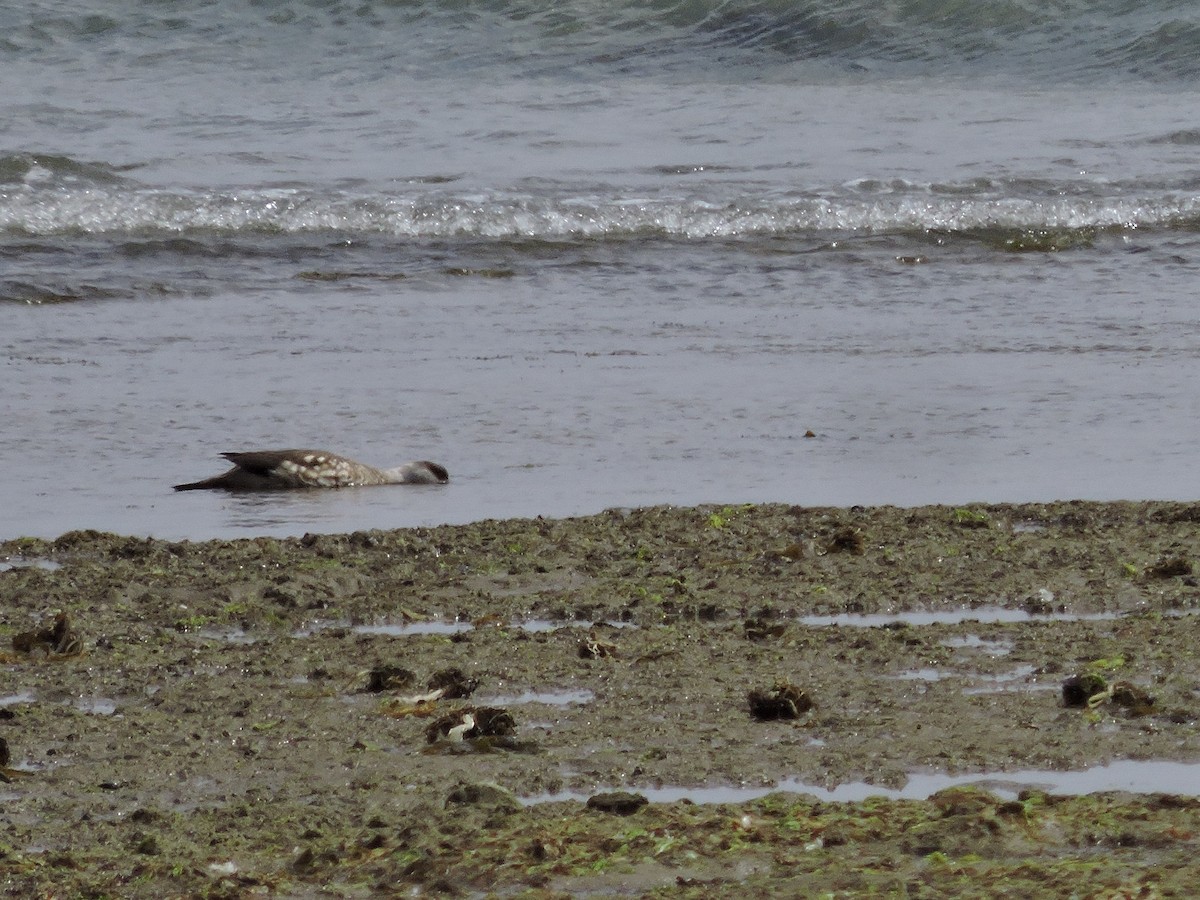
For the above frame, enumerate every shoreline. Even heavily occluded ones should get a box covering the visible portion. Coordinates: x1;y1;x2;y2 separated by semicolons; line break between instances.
3;499;1199;896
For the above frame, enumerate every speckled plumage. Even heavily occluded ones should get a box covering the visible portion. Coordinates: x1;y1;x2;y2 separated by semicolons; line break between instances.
173;450;449;491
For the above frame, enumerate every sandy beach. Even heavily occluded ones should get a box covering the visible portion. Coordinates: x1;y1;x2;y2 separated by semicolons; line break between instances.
2;500;1199;897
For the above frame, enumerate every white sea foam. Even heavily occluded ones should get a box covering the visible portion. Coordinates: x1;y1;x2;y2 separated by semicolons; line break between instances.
2;185;1196;239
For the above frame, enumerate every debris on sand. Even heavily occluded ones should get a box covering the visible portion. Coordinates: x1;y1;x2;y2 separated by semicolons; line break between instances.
748;680;814;721
9;612;82;659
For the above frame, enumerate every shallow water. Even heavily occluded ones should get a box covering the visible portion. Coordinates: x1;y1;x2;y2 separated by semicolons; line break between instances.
8;223;1200;541
4;4;1200;540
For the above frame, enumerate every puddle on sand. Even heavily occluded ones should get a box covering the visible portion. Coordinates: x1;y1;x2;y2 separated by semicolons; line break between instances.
0;557;61;572
74;697;118;715
962;665;1051;695
796;607;1122;628
942;635;1013;655
1011;521;1047;534
887;665;1050;693
195;627;258;645
525;759;1200;806
354;621;474;637
515;620;605;633
350;619;628;637
291;618;637;640
479;688;595;707
1;692;119;715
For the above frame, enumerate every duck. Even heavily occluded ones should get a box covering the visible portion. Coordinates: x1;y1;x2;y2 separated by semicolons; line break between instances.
173;450;448;491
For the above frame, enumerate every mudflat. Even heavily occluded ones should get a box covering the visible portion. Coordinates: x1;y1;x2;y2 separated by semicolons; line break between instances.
2;500;1199;897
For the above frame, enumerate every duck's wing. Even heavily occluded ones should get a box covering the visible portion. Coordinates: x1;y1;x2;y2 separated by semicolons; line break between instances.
174;449;336;491
228;449;387;487
219;450;321;476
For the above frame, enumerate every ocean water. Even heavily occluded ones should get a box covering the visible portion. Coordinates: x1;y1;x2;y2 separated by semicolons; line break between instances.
3;0;1200;540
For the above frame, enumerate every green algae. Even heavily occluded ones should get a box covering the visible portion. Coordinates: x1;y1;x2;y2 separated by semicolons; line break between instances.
1;500;1200;896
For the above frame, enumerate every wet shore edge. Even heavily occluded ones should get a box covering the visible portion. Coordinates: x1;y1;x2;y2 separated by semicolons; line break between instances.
2;499;1199;897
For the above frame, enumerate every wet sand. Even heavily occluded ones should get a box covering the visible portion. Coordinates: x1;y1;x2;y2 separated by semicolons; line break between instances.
2;500;1199;897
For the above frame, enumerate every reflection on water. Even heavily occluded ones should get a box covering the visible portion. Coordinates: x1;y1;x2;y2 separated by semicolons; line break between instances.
217;485;455;532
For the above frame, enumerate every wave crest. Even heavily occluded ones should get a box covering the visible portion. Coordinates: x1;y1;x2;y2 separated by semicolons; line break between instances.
3;183;1198;241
